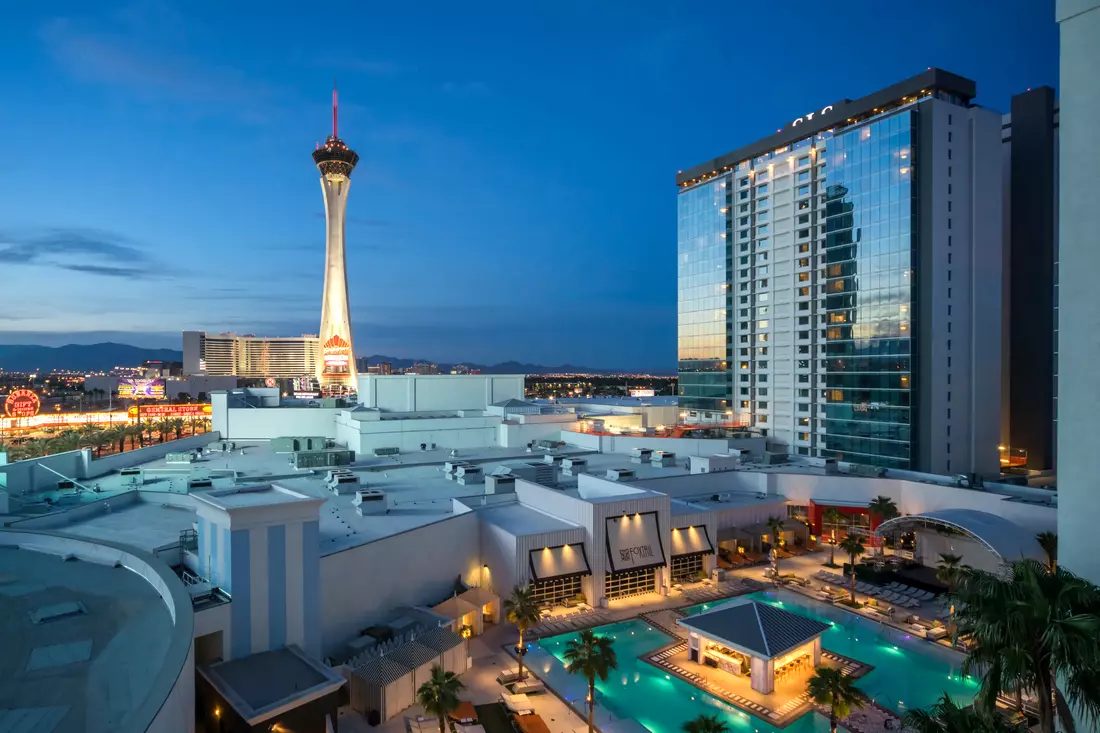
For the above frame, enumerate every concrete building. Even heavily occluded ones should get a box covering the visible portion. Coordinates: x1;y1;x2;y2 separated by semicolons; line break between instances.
1056;0;1100;587
677;69;1005;476
1002;87;1059;472
183;331;320;379
0;529;195;733
313;86;359;395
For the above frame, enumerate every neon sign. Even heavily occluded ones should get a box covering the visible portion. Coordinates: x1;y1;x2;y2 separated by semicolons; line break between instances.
322;334;351;375
4;389;41;418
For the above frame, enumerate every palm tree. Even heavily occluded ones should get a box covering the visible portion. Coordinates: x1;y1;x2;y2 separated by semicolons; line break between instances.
416;665;464;733
937;553;966;636
1036;531;1057;573
766;515;786;580
955;559;1100;733
822;508;845;566
171;418;185;441
868;495;899;555
681;714;729;733
503;586;541;681
838;535;865;603
903;692;1023;732
807;666;865;733
564;629;618;733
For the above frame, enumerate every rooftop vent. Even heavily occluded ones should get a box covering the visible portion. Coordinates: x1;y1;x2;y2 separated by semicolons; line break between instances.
30;601;88;625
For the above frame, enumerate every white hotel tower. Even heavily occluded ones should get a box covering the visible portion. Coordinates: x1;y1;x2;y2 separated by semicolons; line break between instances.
313;86;359;394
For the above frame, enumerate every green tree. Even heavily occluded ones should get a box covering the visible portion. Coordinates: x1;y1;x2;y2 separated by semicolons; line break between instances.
503;586;541;681
868;495;899;555
902;692;1023;732
955;559;1100;733
564;629;618;733
1036;531;1058;573
822;508;845;566
937;553;966;636
807;667;865;733
416;665;464;733
838;535;866;603
766;515;786;580
681;714;729;733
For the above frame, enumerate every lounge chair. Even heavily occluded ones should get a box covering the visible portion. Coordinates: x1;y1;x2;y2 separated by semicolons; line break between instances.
917;590;935;601
501;693;534;715
512;679;545;695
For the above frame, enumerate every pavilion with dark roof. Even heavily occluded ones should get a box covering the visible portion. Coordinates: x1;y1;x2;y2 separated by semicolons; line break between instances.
677;599;830;694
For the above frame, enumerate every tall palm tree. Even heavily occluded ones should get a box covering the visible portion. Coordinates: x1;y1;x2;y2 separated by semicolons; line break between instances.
564;629;618;733
766;515;786;579
955;559;1100;733
681;714;729;733
503;586;541;681
807;666;865;733
1036;531;1057;573
937;553;966;636
838;535;865;603
902;692;1023;732
822;508;845;566
868;495;899;555
416;665;464;733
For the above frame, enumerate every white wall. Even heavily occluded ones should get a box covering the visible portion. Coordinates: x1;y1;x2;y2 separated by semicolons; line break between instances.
0;449;90;494
336;413;502;453
217;407;340;441
916;530;1003;575
319;512;482;657
559;431;766;458
358;374;524;412
86;432;221;478
1056;0;1100;585
499;419;574;449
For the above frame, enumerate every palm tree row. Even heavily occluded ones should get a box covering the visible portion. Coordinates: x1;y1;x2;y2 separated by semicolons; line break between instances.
0;417;211;462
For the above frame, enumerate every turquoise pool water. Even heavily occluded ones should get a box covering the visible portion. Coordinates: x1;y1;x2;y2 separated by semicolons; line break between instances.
524;590;978;733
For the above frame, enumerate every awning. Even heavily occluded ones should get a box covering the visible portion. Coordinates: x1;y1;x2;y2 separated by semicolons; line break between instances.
529;543;591;582
605;512;667;573
671;525;714;557
433;596;480;621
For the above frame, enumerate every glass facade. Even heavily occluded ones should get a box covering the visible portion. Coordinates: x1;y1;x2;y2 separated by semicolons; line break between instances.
677;178;731;412
821;110;918;468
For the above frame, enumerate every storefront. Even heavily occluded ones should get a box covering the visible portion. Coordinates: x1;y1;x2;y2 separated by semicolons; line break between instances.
604;511;667;599
527;543;591;604
669;524;715;582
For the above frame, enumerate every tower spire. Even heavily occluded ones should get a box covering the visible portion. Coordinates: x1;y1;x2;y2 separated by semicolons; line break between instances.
332;79;338;139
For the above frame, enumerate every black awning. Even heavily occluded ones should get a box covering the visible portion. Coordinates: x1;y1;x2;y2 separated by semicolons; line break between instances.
529;543;591;582
671;524;714;558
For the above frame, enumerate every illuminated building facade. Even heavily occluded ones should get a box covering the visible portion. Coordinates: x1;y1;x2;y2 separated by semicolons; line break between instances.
183;331;319;379
313;86;359;394
677;69;1005;474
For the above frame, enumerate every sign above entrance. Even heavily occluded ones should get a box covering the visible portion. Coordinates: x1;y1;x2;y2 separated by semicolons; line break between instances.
605;512;666;573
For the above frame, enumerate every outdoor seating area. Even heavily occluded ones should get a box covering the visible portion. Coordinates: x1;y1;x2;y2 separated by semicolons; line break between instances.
529;605;612;636
812;571;939;609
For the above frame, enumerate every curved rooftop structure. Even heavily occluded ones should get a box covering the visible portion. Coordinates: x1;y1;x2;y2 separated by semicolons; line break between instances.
0;530;194;733
874;508;1042;563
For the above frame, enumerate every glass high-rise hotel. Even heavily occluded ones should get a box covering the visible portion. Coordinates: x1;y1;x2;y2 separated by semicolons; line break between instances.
677;70;1005;474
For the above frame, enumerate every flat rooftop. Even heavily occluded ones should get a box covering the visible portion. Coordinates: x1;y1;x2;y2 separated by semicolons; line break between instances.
0;545;174;733
474;502;581;536
200;645;344;726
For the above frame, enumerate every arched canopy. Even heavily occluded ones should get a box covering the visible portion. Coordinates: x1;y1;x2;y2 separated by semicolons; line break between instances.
874;509;1040;562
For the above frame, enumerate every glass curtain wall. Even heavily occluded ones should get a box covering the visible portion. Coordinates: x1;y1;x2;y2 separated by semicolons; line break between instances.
821;111;917;468
677;177;731;413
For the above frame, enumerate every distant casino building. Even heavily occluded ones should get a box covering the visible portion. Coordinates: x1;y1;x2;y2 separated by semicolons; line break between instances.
183;331;320;379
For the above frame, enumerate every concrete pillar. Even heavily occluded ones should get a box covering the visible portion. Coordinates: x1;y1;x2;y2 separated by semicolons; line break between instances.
1056;0;1100;586
812;638;822;666
750;656;774;694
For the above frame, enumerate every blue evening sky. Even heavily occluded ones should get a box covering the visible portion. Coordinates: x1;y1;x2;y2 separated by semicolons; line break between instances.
0;1;1057;370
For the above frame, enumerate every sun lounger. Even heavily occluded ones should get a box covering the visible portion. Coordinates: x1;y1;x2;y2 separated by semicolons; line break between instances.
497;671;523;685
926;627;948;641
512;679;546;695
917;590;935;601
501;693;534;715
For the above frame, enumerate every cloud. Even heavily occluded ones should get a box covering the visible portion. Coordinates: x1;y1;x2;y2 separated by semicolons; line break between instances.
0;228;162;280
39;15;274;117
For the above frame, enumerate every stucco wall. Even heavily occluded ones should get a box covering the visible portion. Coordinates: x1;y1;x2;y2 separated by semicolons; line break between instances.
318;512;482;657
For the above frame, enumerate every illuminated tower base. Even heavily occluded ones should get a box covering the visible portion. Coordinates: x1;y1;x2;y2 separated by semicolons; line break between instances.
313;87;359;395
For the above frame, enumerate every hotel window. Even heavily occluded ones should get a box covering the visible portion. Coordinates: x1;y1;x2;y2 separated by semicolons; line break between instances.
798;229;810;239
758;387;768;396
758;401;768;409
740;231;748;240
757;183;769;195
797;170;811;182
759;225;770;235
798;388;810;397
758;279;768;288
798;155;811;166
758;197;769;209
757;253;769;263
740;190;749;200
757;320;770;329
799;330;809;339
757;306;769;315
740;374;750;383
740;388;749;396
740;256;749;265
758;334;769;342
797;184;811;197
758;266;769;276
798;257;810;268
758;211;770;222
758;238;770;249
798;316;809;325
740;243;749;252
798;199;810;210
740;269;749;278
740;400;750;408
798;287;810;296
739;361;749;369
797;417;809;426
740;217;749;226
798;214;810;224
798;272;810;282
740;177;750;186
758;360;769;368
757;170;769;183
740;203;750;213
758;415;769;424
798;432;810;441
798;403;809;412
758;346;768;355
740;321;748;330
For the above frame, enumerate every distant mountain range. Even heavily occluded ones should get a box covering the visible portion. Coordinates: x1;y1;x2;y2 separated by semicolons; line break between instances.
0;343;183;372
0;343;674;376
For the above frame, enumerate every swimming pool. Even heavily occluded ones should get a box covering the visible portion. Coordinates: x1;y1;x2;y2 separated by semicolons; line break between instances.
523;590;978;733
